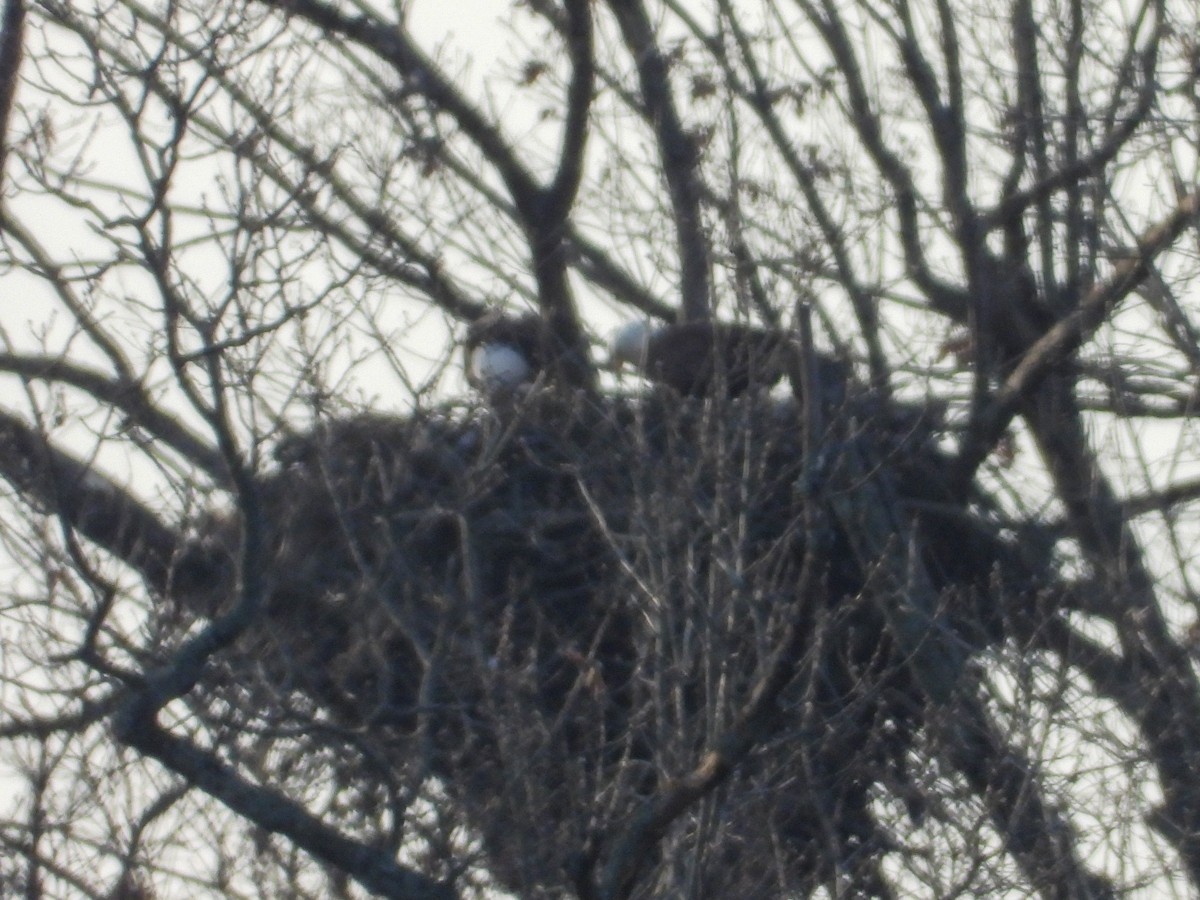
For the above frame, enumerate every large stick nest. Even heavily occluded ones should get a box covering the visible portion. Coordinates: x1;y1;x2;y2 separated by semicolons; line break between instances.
166;384;1049;894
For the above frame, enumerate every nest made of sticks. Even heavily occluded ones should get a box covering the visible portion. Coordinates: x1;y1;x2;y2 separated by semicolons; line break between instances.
164;383;1051;893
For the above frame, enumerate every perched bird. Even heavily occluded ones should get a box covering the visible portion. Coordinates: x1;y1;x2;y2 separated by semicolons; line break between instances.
608;320;791;396
464;311;545;396
467;342;533;394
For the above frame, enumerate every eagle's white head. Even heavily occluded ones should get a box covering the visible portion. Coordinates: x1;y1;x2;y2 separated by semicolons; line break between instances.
607;320;655;371
469;342;533;393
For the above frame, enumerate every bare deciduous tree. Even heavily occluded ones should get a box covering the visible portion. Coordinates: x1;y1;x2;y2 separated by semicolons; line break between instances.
1;0;1199;897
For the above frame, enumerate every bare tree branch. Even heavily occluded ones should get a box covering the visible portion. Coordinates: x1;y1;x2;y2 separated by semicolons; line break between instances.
605;0;712;323
0;352;227;482
0;0;23;194
113;717;457;900
953;190;1200;486
0;411;180;593
982;0;1163;234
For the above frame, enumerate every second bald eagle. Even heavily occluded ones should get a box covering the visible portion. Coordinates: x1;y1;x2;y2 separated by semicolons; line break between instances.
608;320;795;397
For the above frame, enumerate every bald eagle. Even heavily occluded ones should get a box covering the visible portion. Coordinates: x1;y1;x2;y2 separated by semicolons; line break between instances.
464;311;545;396
608;320;792;396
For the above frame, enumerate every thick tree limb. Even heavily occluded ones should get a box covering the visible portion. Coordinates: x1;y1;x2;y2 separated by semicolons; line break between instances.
0;411;179;593
606;0;711;323
1121;475;1200;518
114;717;457;900
1036;615;1200;883
524;0;599;391
890;0;975;248
0;698;116;740
0;353;227;482
941;695;1117;900
1006;0;1056;291
822;379;1110;894
545;0;594;224
0;0;24;194
953;190;1200;488
1023;372;1200;883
